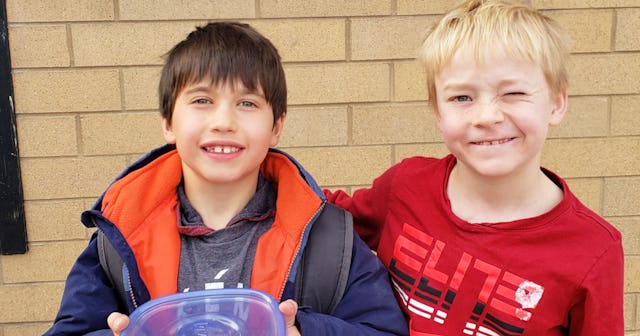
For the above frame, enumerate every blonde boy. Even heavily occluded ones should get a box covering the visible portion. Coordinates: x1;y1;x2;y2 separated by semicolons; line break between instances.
326;1;624;334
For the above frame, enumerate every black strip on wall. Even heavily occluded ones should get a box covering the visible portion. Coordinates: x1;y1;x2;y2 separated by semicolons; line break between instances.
0;0;28;255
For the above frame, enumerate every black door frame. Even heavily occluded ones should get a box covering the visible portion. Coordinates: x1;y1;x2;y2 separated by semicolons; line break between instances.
0;0;28;255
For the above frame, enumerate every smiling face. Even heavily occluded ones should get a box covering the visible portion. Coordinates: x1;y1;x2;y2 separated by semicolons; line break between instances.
434;47;567;180
163;78;283;191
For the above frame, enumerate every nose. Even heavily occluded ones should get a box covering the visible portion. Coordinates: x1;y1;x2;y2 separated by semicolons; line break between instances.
209;103;237;132
470;99;504;127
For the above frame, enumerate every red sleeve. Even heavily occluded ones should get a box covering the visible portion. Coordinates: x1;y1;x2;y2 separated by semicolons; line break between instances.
568;239;624;335
324;164;400;251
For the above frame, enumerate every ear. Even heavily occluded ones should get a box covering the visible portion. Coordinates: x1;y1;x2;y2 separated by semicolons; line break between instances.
549;88;568;126
162;117;176;144
269;114;286;147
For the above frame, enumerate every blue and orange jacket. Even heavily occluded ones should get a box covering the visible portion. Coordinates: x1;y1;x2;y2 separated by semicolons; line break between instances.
45;144;408;336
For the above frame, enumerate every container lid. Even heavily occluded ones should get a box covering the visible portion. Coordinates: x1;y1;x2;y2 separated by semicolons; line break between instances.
121;288;286;336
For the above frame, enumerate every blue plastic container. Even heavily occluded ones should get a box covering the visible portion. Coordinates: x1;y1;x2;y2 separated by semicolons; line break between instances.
121;289;286;336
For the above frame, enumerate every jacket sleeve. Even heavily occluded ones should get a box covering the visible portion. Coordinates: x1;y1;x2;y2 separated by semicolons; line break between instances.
44;233;122;336
324;163;400;250
294;232;408;336
568;240;624;336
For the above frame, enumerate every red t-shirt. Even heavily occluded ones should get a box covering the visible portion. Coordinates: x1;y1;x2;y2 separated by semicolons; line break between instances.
326;154;623;336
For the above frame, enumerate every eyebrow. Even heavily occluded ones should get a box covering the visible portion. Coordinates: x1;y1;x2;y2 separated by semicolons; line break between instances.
181;83;266;98
440;82;472;91
182;85;210;96
235;86;266;98
441;78;527;91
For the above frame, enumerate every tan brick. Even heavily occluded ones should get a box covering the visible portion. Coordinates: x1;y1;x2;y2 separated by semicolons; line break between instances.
612;95;640;136
637;298;640;334
352;103;439;145
395;143;450;164
626;256;640;292
6;1;114;22
3;323;50;336
548;96;609;139
123;154;147;167
119;0;254;20
279;106;348;147
12;70;121;113
80;112;165;155
394;60;428;102
564;177;603;214
286;63;390;105
547;10;613;53
259;0;391;18
20;156;129;200
2;241;87;283
0;283;64;323
397;1;456;15
625;294;637;330
286;146;392;186
542;137;640;178
251;19;346;62
122;67;162;111
71;22;198;66
534;0;640;8
604;176;640;216
616;9;640;51
351;16;436;60
16;116;78;158
568;53;640;95
612;217;640;255
399;0;530;15
8;25;69;68
24;199;88;242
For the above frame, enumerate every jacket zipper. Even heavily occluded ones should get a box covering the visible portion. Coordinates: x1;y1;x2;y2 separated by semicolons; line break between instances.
125;265;139;309
278;201;326;300
92;216;140;310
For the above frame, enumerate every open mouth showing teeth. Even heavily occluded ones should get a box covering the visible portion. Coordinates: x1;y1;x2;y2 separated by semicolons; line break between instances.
204;146;240;154
473;138;515;146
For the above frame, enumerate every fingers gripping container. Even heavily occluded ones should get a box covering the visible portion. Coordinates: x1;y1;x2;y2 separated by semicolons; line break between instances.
121;289;286;336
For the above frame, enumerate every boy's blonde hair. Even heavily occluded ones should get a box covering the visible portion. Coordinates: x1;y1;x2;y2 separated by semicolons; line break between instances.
419;0;571;111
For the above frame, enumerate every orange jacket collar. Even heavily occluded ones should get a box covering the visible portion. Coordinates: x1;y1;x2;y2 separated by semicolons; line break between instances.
101;149;322;300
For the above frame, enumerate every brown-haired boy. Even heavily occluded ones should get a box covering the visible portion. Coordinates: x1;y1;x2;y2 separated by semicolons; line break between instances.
45;22;408;336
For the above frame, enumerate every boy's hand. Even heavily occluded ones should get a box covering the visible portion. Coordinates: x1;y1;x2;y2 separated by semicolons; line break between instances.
278;299;301;336
107;312;130;336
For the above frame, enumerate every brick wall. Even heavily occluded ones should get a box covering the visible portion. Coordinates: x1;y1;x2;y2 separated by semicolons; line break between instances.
2;0;639;334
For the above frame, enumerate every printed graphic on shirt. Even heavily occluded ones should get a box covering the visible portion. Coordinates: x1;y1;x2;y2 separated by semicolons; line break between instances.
389;223;544;336
182;268;246;292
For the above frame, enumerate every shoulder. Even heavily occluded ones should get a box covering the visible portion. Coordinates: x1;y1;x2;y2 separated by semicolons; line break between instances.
546;169;621;243
568;194;621;243
384;154;452;179
395;153;449;167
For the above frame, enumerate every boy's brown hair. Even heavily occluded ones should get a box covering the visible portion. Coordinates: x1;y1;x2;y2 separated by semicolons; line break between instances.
158;22;287;124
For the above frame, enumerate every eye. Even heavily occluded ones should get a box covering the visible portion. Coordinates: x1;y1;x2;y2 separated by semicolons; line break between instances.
506;92;525;96
239;100;257;108
192;98;211;104
452;95;472;102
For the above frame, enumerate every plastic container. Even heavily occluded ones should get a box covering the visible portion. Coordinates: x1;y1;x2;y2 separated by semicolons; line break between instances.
121;288;286;336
